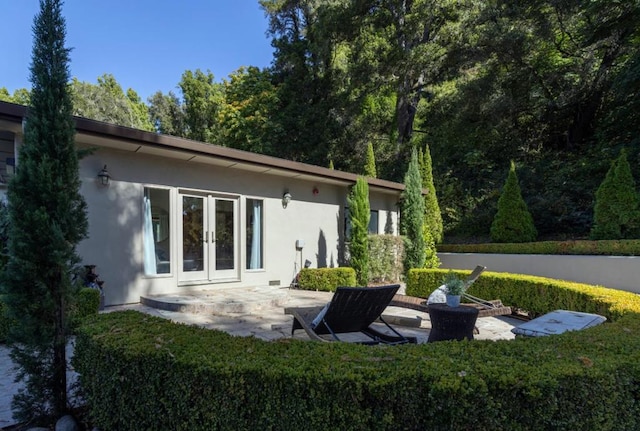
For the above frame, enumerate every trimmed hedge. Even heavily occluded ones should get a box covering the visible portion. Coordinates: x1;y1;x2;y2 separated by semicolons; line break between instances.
69;287;101;328
296;267;356;291
406;268;640;320
74;272;640;430
437;239;640;256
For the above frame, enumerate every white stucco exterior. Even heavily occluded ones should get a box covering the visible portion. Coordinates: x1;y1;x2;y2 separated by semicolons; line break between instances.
0;101;405;306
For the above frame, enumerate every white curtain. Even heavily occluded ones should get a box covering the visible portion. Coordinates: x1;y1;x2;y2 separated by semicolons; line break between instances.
249;200;262;269
143;195;157;275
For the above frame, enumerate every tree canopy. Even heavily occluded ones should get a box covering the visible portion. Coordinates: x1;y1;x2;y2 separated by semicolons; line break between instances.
4;0;639;240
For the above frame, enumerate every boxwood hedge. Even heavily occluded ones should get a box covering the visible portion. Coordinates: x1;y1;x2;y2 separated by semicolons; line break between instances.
73;272;640;430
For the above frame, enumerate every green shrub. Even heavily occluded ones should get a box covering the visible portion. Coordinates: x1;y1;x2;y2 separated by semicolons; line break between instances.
296;267;356;291
401;149;426;272
437;239;640;255
407;268;640;320
74;300;640;430
368;234;404;283
0;296;14;344
590;149;640;240
69;288;101;329
347;177;370;285
490;161;537;243
419;144;443;244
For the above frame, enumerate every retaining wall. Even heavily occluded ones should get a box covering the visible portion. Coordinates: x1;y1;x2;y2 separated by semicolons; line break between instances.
438;253;640;294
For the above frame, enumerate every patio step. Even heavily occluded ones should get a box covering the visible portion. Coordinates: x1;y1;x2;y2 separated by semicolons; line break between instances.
140;286;290;315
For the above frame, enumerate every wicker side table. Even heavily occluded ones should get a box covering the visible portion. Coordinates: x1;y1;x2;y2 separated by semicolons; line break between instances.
427;303;479;342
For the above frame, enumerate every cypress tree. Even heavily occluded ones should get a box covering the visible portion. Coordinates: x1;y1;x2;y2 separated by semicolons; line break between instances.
401;149;426;273
364;142;377;178
419;144;443;244
347;177;370;285
3;0;88;424
590;149;640;239
490;161;537;243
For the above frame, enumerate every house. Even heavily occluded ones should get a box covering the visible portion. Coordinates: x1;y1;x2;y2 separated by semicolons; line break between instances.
0;101;406;306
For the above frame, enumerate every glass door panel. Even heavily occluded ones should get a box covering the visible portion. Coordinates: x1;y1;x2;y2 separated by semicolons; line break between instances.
214;199;235;271
179;192;238;283
180;195;207;280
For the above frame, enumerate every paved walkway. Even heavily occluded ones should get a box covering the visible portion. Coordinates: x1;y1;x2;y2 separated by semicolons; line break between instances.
0;286;521;428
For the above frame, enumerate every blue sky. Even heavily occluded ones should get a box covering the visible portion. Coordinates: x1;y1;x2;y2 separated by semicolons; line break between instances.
1;0;275;101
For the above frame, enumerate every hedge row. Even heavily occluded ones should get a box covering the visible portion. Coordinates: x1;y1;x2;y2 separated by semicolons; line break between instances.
437;239;640;256
74;273;640;430
406;268;640;320
295;267;356;291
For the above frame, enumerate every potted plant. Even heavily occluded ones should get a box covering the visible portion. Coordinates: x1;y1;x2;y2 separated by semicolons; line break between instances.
442;271;466;307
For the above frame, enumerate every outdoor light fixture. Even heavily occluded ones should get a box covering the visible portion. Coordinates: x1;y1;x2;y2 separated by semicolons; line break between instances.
282;191;292;209
97;165;111;186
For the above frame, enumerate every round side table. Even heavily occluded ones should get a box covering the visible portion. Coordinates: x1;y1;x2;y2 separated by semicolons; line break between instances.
427;303;479;342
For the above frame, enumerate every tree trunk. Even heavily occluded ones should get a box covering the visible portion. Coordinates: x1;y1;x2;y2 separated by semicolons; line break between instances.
53;277;67;417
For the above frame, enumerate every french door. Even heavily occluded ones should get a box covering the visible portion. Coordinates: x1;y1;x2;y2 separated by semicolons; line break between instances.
179;192;238;282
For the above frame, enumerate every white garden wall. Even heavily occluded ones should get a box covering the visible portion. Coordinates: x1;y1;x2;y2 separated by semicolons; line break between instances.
438;253;640;294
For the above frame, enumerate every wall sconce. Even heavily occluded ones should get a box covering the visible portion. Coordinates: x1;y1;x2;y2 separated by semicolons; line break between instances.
312;186;319;196
282;191;292;209
97;165;111;186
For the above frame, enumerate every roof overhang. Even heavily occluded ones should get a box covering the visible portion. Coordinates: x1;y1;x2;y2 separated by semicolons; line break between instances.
0;101;409;194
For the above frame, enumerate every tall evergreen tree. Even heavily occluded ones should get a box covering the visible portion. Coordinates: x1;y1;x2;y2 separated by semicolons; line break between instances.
419;144;443;244
590;149;640;239
347;177;370;285
364;142;377;177
490;161;537;243
3;0;88;424
401;149;426;273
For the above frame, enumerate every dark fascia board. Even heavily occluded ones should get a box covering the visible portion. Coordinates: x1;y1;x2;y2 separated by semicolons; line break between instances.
0;101;416;194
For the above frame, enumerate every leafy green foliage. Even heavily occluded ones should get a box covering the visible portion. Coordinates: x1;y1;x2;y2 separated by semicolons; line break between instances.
441;270;465;295
295;267;356;291
179;69;224;143
69;288;101;329
0;87;31;105
73;287;640;430
368;234;404;284
71;74;153;130
590;149;640;240
0;296;13;344
407;269;640;320
147;90;186;136
438;239;640;256
219;66;281;154
363;142;376;177
0;200;8;271
347;177;370;285
491;161;537;243
2;0;88;423
401;149;426;272
419;144;443;244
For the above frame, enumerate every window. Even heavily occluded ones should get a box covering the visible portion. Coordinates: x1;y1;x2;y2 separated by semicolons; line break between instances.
344;208;379;239
246;199;263;269
143;188;171;275
369;210;379;234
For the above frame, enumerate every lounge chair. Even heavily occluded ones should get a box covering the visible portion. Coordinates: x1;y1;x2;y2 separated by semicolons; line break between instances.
284;284;417;345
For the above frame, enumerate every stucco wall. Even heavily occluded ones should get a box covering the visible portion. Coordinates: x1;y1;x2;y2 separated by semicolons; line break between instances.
439;253;640;294
77;147;400;305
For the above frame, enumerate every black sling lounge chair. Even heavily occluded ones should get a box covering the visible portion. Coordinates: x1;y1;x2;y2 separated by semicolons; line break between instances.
284;284;417;345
